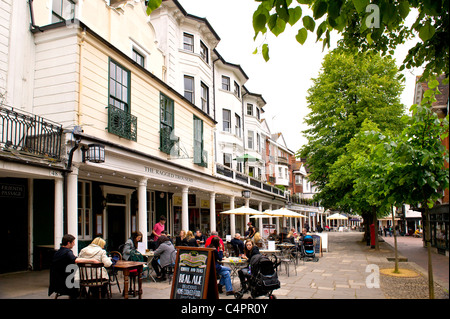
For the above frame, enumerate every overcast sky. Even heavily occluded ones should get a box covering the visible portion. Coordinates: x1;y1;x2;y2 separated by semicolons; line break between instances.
177;0;422;153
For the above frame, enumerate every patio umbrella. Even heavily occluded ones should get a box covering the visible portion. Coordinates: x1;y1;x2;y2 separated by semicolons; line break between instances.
219;206;261;215
249;214;279;219
263;207;307;218
233;154;260;162
326;213;348;220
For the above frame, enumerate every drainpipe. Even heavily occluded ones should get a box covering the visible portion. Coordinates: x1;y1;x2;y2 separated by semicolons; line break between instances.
62;128;82;234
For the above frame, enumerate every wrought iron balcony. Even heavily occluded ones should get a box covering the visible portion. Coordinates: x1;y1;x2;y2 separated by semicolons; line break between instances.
0;105;63;160
215;163;285;198
107;105;137;141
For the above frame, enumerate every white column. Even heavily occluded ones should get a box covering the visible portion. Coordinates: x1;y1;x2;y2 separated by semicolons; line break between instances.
230;196;236;236
181;186;189;232
210;192;216;232
244;198;250;226
138;178;148;251
54;177;64;250
67;167;79;254
268;204;273;226
258;201;263;234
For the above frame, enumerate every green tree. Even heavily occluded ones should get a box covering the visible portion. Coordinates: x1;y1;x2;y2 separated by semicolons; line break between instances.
298;48;405;209
250;0;448;80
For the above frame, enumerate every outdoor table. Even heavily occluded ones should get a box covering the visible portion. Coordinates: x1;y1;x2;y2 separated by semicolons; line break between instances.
220;257;248;283
113;260;146;299
142;251;156;282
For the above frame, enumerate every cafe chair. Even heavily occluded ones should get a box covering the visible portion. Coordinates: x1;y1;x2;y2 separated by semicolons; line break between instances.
78;262;111;299
128;250;148;297
162;250;177;284
108;251;122;293
279;247;297;277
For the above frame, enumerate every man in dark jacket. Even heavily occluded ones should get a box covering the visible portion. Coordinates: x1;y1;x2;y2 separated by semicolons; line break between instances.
48;234;98;298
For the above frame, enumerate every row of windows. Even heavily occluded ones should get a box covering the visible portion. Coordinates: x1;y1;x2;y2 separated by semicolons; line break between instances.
108;59;207;167
183;33;209;64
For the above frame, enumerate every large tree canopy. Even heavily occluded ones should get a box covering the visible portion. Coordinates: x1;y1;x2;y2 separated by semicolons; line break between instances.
298;48;405;209
250;0;448;80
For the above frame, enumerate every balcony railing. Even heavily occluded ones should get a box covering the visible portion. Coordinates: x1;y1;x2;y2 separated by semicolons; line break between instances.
215;163;285;198
107;105;137;141
0;106;63;160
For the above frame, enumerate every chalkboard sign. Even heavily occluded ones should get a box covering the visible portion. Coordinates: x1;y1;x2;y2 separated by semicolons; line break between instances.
170;247;218;299
311;235;322;257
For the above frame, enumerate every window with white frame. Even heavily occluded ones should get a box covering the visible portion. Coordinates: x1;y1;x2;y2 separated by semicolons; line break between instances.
247;103;253;116
223;153;232;168
235;113;241;137
223;109;231;132
183;33;194;52
132;48;145;67
295;175;302;185
201;82;209;113
200;41;209;63
234;81;240;98
78;181;92;240
247;130;254;149
184;75;195;103
222;76;230;91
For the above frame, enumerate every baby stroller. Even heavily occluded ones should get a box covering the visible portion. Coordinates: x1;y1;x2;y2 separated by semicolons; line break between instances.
234;254;280;299
301;235;318;262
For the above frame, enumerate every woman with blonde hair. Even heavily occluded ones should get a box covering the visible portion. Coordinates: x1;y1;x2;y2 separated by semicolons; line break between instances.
76;237;112;280
185;230;199;247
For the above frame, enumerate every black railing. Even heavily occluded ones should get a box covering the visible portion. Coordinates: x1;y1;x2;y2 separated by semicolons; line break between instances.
215;163;285;198
0;106;63;160
107;105;137;141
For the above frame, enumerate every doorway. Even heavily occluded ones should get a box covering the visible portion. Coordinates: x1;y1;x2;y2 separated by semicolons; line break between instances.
107;205;126;251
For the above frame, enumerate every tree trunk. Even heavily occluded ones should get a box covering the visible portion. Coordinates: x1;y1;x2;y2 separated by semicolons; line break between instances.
392;205;399;273
423;206;435;299
373;206;379;250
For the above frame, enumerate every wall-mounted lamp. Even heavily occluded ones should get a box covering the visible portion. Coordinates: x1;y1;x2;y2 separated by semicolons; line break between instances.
82;144;105;163
242;190;251;199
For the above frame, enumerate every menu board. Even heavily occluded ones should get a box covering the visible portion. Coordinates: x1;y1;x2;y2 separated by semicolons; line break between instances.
170;247;218;299
311;235;322;257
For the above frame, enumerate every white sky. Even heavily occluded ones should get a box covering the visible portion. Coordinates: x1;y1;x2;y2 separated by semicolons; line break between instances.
178;0;422;153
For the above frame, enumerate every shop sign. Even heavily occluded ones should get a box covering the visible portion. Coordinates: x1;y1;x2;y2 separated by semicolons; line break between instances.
0;183;25;198
145;167;194;183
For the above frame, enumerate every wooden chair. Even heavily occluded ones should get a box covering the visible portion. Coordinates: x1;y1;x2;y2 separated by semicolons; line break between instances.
108;251;122;293
78;262;111;299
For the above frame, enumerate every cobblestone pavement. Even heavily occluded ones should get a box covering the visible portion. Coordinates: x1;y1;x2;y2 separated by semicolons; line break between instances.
0;231;448;299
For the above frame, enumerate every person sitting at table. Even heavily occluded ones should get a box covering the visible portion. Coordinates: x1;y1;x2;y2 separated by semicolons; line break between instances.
151;235;176;281
230;233;244;256
253;228;262;247
48;234;100;299
175;230;188;246
238;239;261;290
284;231;296;244
194;229;207;246
122;231;143;261
268;230;279;242
75;237;112;297
185;230;199;247
205;230;225;251
208;237;234;295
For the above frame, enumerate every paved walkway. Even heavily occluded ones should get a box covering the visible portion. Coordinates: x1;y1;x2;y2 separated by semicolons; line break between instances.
0;232;448;299
381;234;449;290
